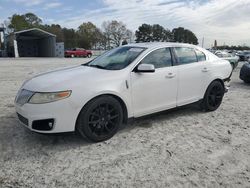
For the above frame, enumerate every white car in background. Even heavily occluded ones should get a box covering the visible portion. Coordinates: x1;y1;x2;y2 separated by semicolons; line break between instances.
15;43;232;142
215;50;239;69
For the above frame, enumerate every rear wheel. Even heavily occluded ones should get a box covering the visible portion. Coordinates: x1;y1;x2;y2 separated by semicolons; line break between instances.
71;54;75;58
87;54;92;58
200;81;225;111
244;80;250;84
76;96;123;142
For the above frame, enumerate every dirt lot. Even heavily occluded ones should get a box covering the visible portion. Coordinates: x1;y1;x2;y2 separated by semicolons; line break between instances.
0;58;250;188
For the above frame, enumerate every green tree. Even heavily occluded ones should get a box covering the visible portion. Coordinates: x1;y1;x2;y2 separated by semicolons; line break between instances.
135;24;172;43
172;27;198;45
8;14;30;32
135;24;152;42
77;22;102;49
214;45;250;51
152;24;172;42
8;13;42;32
41;24;64;42
23;13;42;26
62;28;79;49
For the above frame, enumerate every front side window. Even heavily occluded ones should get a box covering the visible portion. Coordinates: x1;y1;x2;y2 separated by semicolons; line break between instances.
140;48;172;68
196;50;206;61
175;47;197;65
86;46;146;70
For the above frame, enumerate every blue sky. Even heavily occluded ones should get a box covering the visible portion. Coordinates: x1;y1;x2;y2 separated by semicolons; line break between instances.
1;0;250;47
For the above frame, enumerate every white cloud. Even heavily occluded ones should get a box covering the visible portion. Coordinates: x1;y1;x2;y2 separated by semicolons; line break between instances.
55;7;73;13
2;0;249;47
13;0;44;6
56;0;250;47
44;2;62;10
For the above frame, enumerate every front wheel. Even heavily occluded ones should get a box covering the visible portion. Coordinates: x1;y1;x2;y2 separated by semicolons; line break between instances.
87;54;92;58
76;96;123;142
200;81;225;111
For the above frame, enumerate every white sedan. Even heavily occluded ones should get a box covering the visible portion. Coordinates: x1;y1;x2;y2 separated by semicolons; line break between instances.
15;43;232;142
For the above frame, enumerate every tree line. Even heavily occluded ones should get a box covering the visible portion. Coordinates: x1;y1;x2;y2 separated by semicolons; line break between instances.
213;45;250;51
5;12;199;50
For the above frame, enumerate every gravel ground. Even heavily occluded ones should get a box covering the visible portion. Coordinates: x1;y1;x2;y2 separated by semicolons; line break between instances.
0;58;250;188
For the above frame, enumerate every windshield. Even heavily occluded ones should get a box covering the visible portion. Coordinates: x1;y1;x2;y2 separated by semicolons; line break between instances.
85;46;146;70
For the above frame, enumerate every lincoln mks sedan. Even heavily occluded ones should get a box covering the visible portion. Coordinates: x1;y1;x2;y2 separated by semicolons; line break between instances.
15;43;232;142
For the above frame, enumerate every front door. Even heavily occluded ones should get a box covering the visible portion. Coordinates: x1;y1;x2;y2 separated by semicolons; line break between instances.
131;48;178;117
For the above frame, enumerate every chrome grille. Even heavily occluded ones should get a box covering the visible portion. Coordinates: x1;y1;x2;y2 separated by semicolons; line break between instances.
16;89;34;106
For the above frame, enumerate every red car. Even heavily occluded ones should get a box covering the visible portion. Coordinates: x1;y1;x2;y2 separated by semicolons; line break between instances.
65;48;92;58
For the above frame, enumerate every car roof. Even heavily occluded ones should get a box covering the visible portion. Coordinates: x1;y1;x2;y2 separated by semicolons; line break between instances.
126;42;199;49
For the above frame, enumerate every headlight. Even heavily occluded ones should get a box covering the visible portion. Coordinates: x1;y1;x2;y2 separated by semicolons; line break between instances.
28;91;71;104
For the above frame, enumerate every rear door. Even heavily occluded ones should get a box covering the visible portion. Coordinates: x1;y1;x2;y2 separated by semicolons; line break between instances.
174;47;208;106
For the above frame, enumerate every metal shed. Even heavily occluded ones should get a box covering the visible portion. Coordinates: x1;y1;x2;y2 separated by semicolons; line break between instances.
15;28;56;57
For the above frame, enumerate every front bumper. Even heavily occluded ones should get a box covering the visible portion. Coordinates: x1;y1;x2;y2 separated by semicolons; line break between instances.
15;99;78;133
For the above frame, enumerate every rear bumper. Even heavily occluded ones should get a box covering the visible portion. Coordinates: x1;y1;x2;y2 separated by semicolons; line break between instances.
224;80;230;93
224;72;232;93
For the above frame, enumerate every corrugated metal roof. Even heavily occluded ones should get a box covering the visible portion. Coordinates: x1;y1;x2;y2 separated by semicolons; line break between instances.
15;28;56;39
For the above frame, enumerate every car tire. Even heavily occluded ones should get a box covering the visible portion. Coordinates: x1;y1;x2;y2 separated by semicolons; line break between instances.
76;96;123;142
200;81;225;111
71;54;75;58
87;54;92;58
244;80;250;84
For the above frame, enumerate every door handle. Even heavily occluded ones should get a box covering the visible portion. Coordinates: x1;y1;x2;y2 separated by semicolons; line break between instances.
202;67;209;72
165;72;176;78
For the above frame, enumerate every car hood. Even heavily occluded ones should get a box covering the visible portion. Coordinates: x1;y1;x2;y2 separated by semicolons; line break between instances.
22;65;120;92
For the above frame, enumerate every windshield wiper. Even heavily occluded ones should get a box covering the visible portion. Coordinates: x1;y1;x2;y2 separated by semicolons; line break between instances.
84;64;106;70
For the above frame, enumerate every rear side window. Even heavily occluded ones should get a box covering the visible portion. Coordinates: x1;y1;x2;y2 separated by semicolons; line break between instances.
174;47;197;65
141;48;172;68
196;50;206;61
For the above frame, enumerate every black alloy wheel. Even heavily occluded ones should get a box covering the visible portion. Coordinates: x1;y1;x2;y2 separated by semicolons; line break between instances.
76;96;123;142
201;81;225;111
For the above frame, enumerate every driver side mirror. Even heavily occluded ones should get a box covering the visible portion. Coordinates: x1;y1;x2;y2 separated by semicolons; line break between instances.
136;64;155;73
